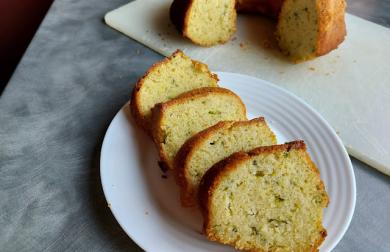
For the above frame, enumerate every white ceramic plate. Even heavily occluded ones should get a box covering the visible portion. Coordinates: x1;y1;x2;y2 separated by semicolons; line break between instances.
100;72;356;252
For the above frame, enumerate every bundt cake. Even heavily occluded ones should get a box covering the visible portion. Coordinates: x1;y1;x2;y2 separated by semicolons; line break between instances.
199;141;329;251
170;0;237;46
276;0;347;62
151;87;247;170
175;117;276;207
130;50;218;132
170;0;347;62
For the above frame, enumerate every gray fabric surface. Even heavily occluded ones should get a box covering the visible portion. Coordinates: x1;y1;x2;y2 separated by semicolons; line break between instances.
0;0;389;251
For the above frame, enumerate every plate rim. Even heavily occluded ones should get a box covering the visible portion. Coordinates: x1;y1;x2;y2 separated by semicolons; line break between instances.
100;71;356;252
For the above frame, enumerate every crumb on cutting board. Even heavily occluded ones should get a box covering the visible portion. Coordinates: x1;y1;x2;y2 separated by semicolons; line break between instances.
262;39;272;49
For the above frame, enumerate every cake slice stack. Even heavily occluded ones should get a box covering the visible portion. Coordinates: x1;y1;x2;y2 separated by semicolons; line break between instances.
130;50;329;252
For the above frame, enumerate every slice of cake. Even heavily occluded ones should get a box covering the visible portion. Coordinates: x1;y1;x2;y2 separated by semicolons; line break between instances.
170;0;237;46
175;118;277;207
199;141;329;251
130;50;218;132
151;87;247;170
276;0;347;62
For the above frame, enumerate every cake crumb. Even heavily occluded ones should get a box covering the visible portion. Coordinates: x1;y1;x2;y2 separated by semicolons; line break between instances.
309;67;315;71
145;211;149;215
107;203;111;208
239;41;250;50
232;37;237;41
262;39;272;49
161;175;168;179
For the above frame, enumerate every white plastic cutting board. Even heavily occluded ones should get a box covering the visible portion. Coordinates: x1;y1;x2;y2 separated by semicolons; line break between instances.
105;0;390;175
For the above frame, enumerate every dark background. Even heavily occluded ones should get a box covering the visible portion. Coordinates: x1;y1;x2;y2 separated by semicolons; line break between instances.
0;0;54;94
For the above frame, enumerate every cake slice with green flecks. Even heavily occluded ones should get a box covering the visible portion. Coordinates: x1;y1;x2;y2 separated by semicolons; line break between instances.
199;141;329;251
151;87;247;170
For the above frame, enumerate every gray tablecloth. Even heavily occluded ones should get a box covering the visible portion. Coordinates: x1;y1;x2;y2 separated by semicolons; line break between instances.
1;0;389;251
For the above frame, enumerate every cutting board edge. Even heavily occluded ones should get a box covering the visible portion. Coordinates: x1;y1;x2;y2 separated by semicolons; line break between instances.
347;147;390;176
105;10;171;57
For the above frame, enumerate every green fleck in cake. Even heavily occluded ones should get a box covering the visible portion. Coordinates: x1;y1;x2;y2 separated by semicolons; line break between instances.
130;50;218;132
151;87;247;170
199;141;329;251
175;117;277;207
170;0;237;46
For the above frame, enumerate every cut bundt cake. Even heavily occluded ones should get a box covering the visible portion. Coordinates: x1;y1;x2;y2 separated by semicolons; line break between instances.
199;141;329;251
276;0;347;62
170;0;346;61
170;0;237;46
130;50;218;132
151;87;247;170
175;117;277;207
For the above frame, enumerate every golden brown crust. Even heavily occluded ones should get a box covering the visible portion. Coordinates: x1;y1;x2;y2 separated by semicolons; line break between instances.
316;0;347;56
151;87;247;170
247;140;306;156
130;49;184;134
130;49;219;135
175;118;266;207
198;140;328;251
